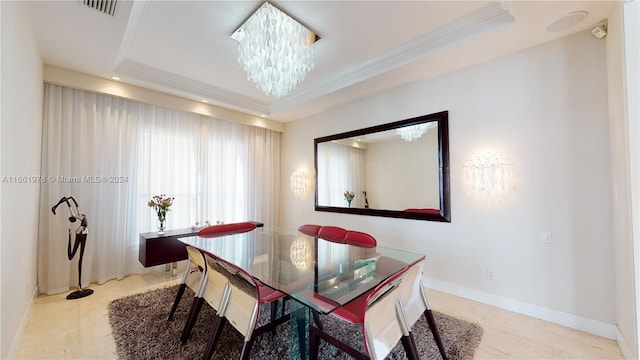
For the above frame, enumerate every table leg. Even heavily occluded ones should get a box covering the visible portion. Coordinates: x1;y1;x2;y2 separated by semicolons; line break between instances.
289;300;309;360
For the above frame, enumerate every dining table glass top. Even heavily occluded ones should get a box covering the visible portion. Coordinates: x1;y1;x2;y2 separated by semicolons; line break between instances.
180;227;425;314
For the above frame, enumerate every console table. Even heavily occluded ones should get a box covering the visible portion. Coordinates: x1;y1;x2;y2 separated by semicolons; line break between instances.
139;222;265;272
139;228;196;268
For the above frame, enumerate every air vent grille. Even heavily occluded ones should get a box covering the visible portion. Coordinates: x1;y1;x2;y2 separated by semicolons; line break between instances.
79;0;117;16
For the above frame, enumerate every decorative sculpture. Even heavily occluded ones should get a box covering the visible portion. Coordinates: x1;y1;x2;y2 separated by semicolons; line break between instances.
52;196;94;299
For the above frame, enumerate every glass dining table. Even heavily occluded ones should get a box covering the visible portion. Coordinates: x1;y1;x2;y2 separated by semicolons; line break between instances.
180;226;425;359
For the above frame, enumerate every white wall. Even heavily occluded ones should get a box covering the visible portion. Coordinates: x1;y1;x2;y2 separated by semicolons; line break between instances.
366;130;439;210
606;2;639;358
281;30;616;337
0;1;43;357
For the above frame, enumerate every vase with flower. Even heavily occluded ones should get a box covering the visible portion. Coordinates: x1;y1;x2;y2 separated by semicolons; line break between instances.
148;194;174;234
343;190;355;207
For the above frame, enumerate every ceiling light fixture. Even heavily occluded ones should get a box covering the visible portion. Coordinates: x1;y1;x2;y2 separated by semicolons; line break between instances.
231;2;318;98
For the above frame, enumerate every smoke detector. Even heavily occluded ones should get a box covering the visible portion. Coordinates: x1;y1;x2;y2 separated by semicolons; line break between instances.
546;11;588;32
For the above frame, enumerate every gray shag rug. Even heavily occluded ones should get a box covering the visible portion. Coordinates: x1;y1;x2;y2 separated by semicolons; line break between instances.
108;285;482;360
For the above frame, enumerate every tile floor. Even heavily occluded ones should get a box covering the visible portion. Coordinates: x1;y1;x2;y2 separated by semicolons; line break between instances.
14;270;624;359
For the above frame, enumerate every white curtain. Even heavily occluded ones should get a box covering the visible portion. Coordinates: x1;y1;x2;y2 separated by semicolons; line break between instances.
316;142;365;207
38;84;280;295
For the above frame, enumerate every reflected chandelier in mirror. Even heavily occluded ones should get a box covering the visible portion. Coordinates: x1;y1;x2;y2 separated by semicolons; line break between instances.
314;111;450;222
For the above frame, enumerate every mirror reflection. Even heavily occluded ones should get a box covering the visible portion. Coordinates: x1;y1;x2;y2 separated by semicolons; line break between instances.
314;111;450;222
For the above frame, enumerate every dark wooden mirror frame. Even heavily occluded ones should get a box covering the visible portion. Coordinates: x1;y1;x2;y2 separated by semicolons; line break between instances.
314;111;451;222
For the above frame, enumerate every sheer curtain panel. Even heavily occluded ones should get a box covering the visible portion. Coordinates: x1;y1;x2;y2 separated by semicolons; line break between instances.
316;142;365;207
38;85;280;295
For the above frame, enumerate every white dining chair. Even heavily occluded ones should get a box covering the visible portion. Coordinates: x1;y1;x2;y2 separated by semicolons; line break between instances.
201;252;290;360
167;245;209;343
309;263;418;360
396;259;448;360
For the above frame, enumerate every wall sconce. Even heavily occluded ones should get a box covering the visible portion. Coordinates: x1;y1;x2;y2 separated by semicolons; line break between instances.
463;152;514;201
290;167;313;194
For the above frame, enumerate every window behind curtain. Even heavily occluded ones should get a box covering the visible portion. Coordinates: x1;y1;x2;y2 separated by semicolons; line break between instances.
39;84;280;294
317;142;366;207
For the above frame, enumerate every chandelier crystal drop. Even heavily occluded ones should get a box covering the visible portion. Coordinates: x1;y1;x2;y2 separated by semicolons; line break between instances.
233;2;316;98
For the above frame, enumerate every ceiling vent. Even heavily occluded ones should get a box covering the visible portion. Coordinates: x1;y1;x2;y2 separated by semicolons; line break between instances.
79;0;117;16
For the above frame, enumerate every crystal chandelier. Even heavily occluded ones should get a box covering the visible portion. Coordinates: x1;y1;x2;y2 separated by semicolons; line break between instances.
396;122;436;142
231;2;318;98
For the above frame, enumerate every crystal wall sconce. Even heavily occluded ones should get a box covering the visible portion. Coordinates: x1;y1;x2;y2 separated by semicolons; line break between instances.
290;167;313;194
463;152;514;201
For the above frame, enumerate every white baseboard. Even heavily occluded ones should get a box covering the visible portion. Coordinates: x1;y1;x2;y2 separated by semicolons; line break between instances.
425;277;618;340
616;327;637;360
7;285;38;359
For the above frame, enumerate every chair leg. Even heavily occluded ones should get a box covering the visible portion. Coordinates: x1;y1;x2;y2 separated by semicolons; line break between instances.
270;301;279;335
281;296;289;318
424;309;448;360
401;333;420;360
181;297;205;345
309;326;321;360
202;316;227;360
311;310;323;331
309;325;368;360
168;283;187;321
239;338;257;360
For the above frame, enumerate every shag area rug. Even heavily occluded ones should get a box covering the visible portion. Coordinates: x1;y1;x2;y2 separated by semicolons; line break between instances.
108;285;482;360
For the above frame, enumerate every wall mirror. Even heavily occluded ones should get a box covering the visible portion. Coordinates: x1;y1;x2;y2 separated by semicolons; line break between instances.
314;111;450;222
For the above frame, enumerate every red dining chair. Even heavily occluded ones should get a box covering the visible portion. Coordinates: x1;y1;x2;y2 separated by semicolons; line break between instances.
344;230;377;248
298;224;321;237
201;252;290;360
317;225;348;243
197;221;257;237
396;259;448;359
309;259;419;360
167;246;208;341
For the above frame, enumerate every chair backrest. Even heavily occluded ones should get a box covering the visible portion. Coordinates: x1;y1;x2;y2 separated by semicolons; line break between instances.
396;259;428;329
298;224;321;237
184;245;208;296
202;252;233;313
362;264;410;360
317;226;348;243
197;222;257;237
344;230;377;248
207;255;261;340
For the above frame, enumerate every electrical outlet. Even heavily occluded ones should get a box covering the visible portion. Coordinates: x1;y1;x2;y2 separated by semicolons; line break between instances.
541;230;552;244
487;268;496;280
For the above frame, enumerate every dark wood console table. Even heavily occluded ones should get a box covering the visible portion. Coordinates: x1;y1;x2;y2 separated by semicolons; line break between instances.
139;222;265;270
139;228;197;268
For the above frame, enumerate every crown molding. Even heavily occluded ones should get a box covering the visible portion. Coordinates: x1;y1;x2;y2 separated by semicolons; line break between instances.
44;65;284;132
109;2;513;119
269;2;514;114
113;60;270;116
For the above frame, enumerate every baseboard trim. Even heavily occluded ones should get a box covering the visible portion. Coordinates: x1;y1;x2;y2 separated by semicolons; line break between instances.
425;277;618;340
7;285;38;359
616;326;637;359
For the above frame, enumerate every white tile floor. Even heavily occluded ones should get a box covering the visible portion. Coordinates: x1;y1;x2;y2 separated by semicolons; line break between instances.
14;270;623;359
